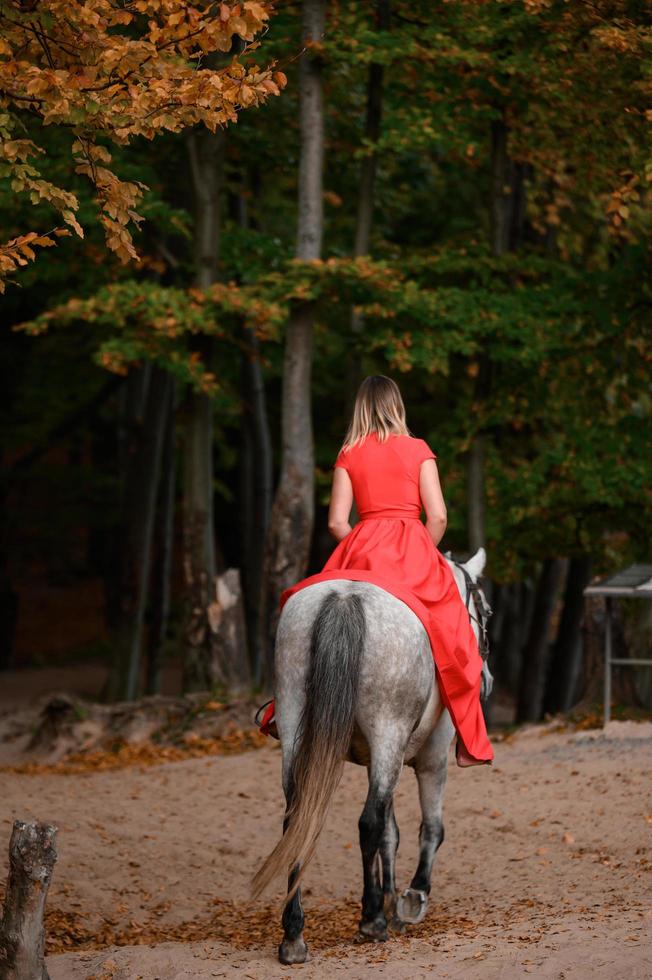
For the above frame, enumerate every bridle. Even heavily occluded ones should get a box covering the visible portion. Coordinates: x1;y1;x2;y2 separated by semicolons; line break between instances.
452;560;492;663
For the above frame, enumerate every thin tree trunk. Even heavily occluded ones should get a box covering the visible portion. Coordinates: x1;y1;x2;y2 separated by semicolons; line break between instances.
0;453;18;671
231;169;274;685
467;433;486;554
348;0;390;382
182;387;217;692
183;128;223;693
496;582;526;698
187;128;224;292
107;368;172;701
103;369;149;637
575;596;603;707
490;114;513;257
516;559;566;723
145;383;177;696
0;821;58;980
543;554;592;714
241;326;273;684
261;0;326;682
466;114;515;552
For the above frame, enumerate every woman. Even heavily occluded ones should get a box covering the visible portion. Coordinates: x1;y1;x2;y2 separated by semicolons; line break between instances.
260;374;493;767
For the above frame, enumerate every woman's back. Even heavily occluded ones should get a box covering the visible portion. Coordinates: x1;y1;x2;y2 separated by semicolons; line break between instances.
335;433;435;520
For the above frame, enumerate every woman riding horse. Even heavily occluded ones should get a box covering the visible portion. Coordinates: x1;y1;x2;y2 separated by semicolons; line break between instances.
253;375;493;962
259;374;493;765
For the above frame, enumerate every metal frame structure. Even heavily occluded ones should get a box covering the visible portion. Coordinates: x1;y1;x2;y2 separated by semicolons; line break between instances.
584;564;652;725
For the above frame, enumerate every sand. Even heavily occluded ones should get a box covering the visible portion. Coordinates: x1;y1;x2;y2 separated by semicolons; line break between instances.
2;720;651;979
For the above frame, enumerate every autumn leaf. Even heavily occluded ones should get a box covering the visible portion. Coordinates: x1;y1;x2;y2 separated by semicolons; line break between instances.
0;0;283;285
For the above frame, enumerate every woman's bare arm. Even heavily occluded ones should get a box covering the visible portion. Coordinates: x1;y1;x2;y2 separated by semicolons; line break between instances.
328;466;354;541
419;458;448;546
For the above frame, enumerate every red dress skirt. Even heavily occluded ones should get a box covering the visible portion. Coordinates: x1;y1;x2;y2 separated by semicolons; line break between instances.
277;432;493;764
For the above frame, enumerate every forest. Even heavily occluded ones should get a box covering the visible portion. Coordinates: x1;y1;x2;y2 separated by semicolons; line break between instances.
1;0;651;723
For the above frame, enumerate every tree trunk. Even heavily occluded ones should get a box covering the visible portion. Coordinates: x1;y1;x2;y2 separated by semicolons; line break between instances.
231;169;274;685
261;0;326;682
466;113;517;552
467;433;486;554
145;383;177;696
182;387;217;692
105;368;150;635
503;584;523;697
182;127;228;693
348;0;390;389
490;114;513;257
0;821;57;980
0;453;18;672
241;326;273;684
543;554;592;714
106;367;172;701
187;128;224;292
493;582;526;698
576;596;603;707
516;559;566;723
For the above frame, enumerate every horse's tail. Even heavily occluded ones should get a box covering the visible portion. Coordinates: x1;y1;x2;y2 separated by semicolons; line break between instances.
251;588;365;902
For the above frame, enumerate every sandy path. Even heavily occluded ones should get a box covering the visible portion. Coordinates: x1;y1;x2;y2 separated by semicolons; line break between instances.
2;722;651;978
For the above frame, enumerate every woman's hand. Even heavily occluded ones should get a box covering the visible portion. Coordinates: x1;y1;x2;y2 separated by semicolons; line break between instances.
328;466;354;541
419;458;447;546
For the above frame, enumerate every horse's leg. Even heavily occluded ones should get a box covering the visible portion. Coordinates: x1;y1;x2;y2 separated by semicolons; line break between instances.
358;749;404;943
279;858;307;964
380;801;399;923
397;712;454;925
358;786;391;942
278;718;308;964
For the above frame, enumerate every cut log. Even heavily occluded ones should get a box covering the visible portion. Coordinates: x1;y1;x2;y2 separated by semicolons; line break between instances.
0;821;58;980
207;569;251;693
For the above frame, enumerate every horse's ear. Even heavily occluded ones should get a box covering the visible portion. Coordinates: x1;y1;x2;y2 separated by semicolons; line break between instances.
465;547;486;582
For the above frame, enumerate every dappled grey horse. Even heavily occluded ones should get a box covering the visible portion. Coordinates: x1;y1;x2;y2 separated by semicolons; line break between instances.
251;548;493;964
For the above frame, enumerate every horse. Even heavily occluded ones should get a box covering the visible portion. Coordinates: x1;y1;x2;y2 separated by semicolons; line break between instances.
251;547;493;964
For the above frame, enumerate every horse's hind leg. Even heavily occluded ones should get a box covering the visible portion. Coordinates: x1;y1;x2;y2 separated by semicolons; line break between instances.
397;714;453;925
278;731;308;964
358;751;403;943
279;862;306;964
380;801;399;922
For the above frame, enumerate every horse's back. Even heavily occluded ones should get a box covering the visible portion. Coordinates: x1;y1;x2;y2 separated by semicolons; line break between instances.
277;580;440;763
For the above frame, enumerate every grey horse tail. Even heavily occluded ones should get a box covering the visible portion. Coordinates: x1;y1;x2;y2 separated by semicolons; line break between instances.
251;589;365;903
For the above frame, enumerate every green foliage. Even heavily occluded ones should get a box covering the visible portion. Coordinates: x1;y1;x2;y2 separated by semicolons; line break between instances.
2;0;651;593
15;279;285;399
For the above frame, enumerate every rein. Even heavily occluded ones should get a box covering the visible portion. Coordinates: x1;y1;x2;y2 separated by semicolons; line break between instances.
453;560;492;662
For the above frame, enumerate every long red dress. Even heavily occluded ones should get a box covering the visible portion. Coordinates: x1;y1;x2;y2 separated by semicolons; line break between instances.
276;432;493;764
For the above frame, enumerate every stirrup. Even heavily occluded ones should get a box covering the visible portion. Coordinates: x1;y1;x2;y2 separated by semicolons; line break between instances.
254;699;279;740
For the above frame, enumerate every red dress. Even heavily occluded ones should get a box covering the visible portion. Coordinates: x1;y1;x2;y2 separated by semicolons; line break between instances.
277;432;493;763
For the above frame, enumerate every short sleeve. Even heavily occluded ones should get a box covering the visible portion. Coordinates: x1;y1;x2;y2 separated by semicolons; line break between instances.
415;438;437;464
333;447;351;473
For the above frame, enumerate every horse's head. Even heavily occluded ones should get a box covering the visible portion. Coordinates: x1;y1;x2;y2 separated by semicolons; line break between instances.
445;547;494;701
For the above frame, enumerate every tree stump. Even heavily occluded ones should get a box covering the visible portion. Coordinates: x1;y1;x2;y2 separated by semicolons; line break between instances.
0;821;58;980
207;568;251;692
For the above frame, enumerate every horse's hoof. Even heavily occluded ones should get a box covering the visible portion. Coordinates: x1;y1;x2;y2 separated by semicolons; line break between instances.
388;914;407;935
396;887;428;925
356;918;388;943
279;937;308;964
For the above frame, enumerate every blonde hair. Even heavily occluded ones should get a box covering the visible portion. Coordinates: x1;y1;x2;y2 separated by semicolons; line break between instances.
341;375;410;451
